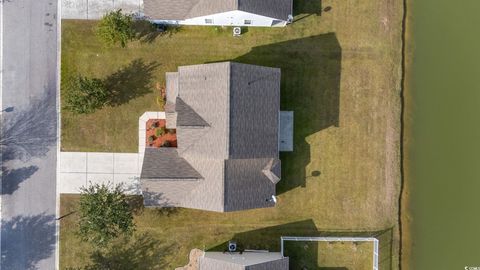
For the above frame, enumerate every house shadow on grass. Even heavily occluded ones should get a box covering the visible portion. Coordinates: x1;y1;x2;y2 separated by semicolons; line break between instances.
104;59;159;106
233;33;342;195
294;0;323;23
206;220;393;270
207;220;319;264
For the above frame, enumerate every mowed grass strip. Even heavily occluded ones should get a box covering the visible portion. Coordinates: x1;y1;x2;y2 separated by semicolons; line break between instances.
60;0;403;268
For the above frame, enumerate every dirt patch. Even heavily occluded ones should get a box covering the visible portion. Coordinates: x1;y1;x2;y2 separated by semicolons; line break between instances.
175;249;204;270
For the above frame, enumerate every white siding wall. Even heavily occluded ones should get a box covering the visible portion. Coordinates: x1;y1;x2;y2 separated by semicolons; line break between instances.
152;10;287;27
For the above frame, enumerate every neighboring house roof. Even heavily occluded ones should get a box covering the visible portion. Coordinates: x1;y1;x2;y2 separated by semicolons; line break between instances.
144;0;293;21
199;252;289;270
140;62;281;212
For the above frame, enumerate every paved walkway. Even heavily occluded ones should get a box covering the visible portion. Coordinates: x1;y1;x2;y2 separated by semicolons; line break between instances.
138;111;165;153
61;0;143;19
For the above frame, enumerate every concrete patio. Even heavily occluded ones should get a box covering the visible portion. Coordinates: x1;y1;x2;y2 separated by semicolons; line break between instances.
280;111;294;152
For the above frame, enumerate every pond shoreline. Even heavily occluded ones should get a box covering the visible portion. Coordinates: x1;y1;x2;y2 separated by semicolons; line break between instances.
399;0;414;268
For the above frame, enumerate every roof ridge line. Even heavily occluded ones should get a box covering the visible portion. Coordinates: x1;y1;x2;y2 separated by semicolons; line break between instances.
185;0;202;19
225;62;231;158
177;126;210;156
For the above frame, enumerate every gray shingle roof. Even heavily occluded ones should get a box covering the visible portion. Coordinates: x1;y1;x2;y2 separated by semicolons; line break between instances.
176;97;210;127
144;0;292;21
224;158;278;212
140;62;281;212
238;0;293;21
140;148;202;180
229;63;280;159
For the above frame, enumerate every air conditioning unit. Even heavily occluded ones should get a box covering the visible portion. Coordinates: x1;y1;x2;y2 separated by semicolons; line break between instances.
228;241;237;252
233;27;242;36
287;14;294;23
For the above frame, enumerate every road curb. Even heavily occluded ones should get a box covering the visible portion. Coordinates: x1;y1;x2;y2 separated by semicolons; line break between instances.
55;0;62;269
0;0;5;266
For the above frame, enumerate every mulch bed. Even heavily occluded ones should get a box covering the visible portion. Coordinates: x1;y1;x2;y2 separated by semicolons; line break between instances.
146;119;177;148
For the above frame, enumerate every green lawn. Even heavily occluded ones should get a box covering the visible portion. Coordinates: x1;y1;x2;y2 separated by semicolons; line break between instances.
60;0;403;268
284;240;374;269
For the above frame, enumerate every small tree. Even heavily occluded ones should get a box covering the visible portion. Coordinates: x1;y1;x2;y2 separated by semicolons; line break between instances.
77;182;135;247
96;9;135;48
65;75;109;114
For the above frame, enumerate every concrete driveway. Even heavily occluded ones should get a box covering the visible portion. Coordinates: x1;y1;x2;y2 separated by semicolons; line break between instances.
58;152;142;195
62;0;143;19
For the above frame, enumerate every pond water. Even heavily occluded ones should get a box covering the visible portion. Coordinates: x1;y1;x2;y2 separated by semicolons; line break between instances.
408;0;480;268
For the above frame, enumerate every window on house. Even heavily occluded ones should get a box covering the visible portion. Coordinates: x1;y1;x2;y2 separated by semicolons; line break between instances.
205;18;213;24
244;20;252;25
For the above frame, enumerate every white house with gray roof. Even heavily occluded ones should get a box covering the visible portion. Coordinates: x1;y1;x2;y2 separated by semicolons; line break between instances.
144;0;293;27
140;62;282;212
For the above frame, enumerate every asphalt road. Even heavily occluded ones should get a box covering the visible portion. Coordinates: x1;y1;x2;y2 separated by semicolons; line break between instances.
1;0;58;269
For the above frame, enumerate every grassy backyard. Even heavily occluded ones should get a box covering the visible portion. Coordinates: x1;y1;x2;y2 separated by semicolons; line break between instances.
284;240;374;269
60;0;403;268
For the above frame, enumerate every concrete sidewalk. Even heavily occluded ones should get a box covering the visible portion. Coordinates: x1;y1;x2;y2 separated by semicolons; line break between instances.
58;152;142;194
62;0;143;19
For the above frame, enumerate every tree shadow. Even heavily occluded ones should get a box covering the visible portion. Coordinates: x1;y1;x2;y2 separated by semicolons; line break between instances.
1;214;56;270
103;59;159;106
1;93;57;162
84;233;174;270
1;165;39;195
233;33;342;195
133;21;181;43
126;195;145;215
133;20;162;43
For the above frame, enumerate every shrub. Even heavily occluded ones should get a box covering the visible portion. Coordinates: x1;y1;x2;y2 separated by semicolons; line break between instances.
155;127;165;137
148;136;155;143
162;140;171;147
96;9;135;48
65;76;109;114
